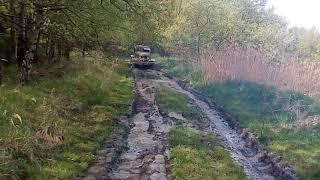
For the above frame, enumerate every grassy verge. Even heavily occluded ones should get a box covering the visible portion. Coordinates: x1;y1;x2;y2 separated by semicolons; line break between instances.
159;57;320;179
156;86;246;180
0;51;133;179
198;81;320;179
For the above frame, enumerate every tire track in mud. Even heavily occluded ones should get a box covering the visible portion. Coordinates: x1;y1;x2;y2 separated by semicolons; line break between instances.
153;69;298;180
82;67;298;180
107;69;172;180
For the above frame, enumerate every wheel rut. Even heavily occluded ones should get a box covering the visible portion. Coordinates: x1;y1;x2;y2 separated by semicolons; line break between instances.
107;68;171;180
82;67;298;180
153;69;298;180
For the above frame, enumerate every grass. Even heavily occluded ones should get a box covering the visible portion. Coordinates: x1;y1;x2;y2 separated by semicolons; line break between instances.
198;81;320;179
169;128;247;180
158;57;204;87
156;86;208;128
0;51;133;179
159;57;320;180
155;86;246;180
156;86;189;114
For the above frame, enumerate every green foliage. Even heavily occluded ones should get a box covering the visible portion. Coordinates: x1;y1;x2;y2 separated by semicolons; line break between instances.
0;0;176;63
0;52;133;179
166;0;287;58
286;27;320;60
164;0;320;60
169;128;247;180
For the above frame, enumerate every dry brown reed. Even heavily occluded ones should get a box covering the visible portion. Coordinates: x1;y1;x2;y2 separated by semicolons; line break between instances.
198;46;320;97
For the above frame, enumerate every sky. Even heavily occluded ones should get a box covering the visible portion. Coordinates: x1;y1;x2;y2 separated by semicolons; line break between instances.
267;0;320;29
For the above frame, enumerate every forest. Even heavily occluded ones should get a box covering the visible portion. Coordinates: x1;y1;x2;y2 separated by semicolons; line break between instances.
1;0;320;179
1;0;320;81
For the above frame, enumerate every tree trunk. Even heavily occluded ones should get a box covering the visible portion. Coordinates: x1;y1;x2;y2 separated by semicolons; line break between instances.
45;37;50;58
82;46;86;57
16;3;26;80
21;8;45;82
63;46;71;60
57;43;62;62
0;62;2;85
9;0;17;62
196;26;201;62
48;40;55;64
15;5;46;83
34;31;42;65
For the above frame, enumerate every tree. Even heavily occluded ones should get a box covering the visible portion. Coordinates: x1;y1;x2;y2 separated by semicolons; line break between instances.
165;0;290;60
0;0;176;82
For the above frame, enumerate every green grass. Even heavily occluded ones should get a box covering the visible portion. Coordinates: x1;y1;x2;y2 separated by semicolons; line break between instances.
157;57;204;87
0;52;133;179
155;86;246;179
198;81;320;179
169;128;247;180
160;57;320;179
156;86;189;114
156;86;208;128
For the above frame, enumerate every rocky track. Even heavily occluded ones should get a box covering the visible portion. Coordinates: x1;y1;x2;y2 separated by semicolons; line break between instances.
81;67;298;180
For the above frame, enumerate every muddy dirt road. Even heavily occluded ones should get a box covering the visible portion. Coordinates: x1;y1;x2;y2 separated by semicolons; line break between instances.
82;68;298;180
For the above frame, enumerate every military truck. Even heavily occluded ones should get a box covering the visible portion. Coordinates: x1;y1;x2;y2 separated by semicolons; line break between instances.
130;45;155;68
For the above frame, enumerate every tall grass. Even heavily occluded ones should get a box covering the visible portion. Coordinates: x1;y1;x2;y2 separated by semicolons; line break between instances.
0;51;133;179
199;46;320;97
159;55;320;179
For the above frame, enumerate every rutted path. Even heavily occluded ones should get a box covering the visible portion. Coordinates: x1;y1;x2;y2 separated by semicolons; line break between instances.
152;69;298;180
82;67;298;180
107;68;171;180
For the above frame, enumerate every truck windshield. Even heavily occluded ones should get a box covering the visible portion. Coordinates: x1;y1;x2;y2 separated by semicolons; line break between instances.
135;46;151;53
143;48;151;53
